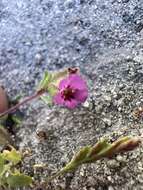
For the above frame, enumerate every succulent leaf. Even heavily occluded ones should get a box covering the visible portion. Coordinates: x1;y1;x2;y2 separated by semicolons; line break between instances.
64;146;91;171
113;137;141;152
3;148;21;165
38;71;52;91
61;136;141;174
7;173;32;188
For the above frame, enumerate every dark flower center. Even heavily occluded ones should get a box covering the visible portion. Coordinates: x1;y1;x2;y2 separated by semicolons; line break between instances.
61;86;75;101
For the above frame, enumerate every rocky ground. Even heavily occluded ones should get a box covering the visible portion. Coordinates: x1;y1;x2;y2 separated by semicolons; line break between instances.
0;0;143;189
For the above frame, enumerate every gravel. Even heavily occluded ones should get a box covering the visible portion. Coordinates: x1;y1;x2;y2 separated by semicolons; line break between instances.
0;0;143;190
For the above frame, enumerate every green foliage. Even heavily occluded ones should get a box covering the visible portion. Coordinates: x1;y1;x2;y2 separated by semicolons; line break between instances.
47;136;141;183
0;155;4;175
38;71;55;105
38;69;69;105
62;136;141;172
0;125;12;145
38;71;52;91
11;115;22;126
3;148;21;165
40;95;53;106
7;172;33;188
0;147;32;189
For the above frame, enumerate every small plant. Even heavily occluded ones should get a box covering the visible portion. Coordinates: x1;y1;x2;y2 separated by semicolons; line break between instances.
0;68;88;118
46;136;141;183
0;147;32;188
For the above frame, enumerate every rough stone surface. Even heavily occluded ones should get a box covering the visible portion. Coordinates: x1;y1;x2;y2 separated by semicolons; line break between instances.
0;0;143;190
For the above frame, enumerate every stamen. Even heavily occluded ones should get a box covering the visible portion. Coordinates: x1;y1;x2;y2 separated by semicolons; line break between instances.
61;86;75;101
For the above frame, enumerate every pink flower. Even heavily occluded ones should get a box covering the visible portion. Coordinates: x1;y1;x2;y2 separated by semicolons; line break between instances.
54;74;88;109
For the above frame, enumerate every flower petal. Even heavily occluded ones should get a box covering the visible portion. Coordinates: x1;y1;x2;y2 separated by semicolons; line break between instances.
53;93;64;105
64;99;78;109
59;78;69;89
74;89;88;102
69;74;87;90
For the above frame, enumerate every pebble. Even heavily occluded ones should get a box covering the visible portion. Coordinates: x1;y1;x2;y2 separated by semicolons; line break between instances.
103;95;112;102
138;175;143;183
83;101;90;108
24;76;31;84
138;162;143;171
35;53;43;65
118;107;122;111
107;160;119;169
116;155;124;162
89;188;95;190
102;118;112;126
95;105;103;113
108;186;114;190
107;176;112;182
64;0;75;8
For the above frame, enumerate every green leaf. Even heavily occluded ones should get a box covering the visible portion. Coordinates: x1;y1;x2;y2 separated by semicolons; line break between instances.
3;148;21;165
61;136;141;173
41;95;53;105
92;140;111;158
48;84;58;96
0;126;12;145
0;154;4;175
88;139;109;157
51;69;68;91
0;115;8;122
71;146;91;164
7;173;33;188
0;164;11;178
38;71;52;91
63;146;91;172
11;115;22;126
46;136;141;183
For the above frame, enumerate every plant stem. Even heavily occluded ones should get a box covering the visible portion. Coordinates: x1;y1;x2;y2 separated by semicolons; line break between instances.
0;89;45;118
45;169;66;185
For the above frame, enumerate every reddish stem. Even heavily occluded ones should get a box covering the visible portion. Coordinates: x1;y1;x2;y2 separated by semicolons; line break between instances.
0;89;45;118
